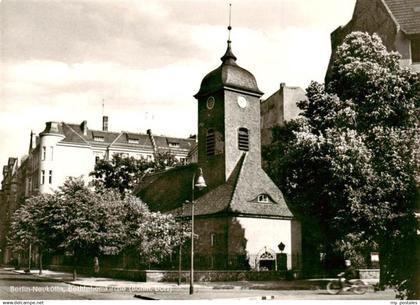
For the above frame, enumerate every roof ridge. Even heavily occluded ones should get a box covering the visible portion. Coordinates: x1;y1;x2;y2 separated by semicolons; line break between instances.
226;153;247;211
63;122;91;146
108;132;124;147
380;0;401;32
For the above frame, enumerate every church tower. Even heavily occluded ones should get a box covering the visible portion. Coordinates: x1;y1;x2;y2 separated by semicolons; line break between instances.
139;17;302;272
194;34;264;189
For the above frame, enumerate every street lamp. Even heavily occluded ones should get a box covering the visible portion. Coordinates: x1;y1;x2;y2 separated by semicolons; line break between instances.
189;167;206;295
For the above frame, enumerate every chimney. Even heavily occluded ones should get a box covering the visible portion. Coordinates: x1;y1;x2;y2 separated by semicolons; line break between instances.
30;130;36;151
147;129;158;156
102;116;108;132
80;120;88;136
280;82;286;89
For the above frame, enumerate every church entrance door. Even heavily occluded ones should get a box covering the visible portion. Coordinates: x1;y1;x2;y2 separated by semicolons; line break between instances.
259;259;275;270
256;247;277;271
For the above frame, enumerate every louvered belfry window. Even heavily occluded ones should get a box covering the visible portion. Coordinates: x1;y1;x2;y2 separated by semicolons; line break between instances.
238;128;249;151
206;129;215;156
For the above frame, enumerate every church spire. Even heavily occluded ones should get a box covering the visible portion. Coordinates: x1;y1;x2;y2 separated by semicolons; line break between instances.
221;3;237;64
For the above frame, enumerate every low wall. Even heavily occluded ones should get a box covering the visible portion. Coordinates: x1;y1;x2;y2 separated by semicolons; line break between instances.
358;269;380;280
155;270;287;282
49;265;147;281
48;265;287;282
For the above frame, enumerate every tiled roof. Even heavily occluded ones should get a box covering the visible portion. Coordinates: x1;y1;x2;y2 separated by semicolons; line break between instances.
137;163;199;212
171;154;245;217
115;133;151;146
229;154;293;218
142;153;294;219
154;136;194;150
42;121;194;151
383;0;420;34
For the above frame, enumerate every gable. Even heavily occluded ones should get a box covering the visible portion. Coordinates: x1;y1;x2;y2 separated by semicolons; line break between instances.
229;153;294;218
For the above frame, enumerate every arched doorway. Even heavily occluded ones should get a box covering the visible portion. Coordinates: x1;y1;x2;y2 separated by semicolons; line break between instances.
256;247;277;271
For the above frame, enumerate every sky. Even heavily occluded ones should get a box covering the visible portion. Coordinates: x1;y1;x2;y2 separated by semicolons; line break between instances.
0;0;357;181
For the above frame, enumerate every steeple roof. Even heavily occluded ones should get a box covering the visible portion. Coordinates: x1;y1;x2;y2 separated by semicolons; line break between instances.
194;40;263;98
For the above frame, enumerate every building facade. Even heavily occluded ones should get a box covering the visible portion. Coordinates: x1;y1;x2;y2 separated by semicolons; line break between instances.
139;38;302;271
260;83;306;146
0;118;196;264
326;0;420;81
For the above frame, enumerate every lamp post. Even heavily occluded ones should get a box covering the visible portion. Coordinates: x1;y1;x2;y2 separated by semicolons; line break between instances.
189;168;206;295
178;202;185;286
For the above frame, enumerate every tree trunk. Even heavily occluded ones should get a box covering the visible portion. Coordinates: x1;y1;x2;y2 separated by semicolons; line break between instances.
73;252;77;281
378;246;387;290
38;250;43;275
28;243;32;271
93;256;99;274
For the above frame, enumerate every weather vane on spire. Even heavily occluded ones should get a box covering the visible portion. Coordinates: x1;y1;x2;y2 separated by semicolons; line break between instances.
228;3;232;42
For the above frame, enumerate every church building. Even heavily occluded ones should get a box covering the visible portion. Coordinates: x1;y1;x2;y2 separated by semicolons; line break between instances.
139;33;302;271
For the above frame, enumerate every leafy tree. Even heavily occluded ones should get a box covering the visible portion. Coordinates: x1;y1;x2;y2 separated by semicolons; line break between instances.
90;153;179;194
8;194;61;274
8;177;187;278
263;32;419;298
55;177;126;279
113;193;189;267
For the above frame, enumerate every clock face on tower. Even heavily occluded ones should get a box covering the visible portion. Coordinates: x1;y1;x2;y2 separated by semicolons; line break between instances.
237;96;247;108
206;96;215;110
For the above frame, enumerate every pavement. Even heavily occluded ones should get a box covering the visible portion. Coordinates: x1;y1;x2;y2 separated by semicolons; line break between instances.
7;268;393;300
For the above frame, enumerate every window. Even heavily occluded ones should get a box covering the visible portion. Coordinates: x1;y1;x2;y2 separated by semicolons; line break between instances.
146;155;153;161
94;136;105;142
49;170;52;184
411;39;420;63
257;194;269;203
41;170;45;185
42;146;46;160
95;156;100;164
238;128;249;151
180;157;186;164
210;233;216;247
128;138;139;144
169;142;180;148
206;129;215;156
50;146;54;161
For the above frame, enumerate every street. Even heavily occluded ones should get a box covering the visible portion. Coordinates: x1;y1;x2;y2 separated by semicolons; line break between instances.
0;268;396;300
0;269;136;300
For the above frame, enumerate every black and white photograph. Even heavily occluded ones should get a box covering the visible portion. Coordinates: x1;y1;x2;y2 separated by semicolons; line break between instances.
0;0;419;303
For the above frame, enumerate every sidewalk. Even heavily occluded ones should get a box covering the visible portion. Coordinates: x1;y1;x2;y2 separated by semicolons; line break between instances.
6;268;393;300
12;268;377;291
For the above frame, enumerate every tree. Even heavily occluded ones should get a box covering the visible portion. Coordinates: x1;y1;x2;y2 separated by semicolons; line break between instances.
55;177;126;279
263;32;419;298
90;153;179;195
114;193;189;267
8;177;187;278
8;194;61;274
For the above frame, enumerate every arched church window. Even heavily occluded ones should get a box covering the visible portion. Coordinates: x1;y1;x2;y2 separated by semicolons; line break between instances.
206;129;215;156
238;128;249;151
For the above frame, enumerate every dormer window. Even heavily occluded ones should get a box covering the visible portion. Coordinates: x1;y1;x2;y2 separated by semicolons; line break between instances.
169;142;180;148
206;129;215;156
238;128;249;151
94;136;104;142
411;39;420;63
258;194;269;203
128;138;139;144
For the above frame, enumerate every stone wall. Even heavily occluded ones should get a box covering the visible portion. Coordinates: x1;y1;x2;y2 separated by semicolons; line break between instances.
358;268;380;280
48;264;286;282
